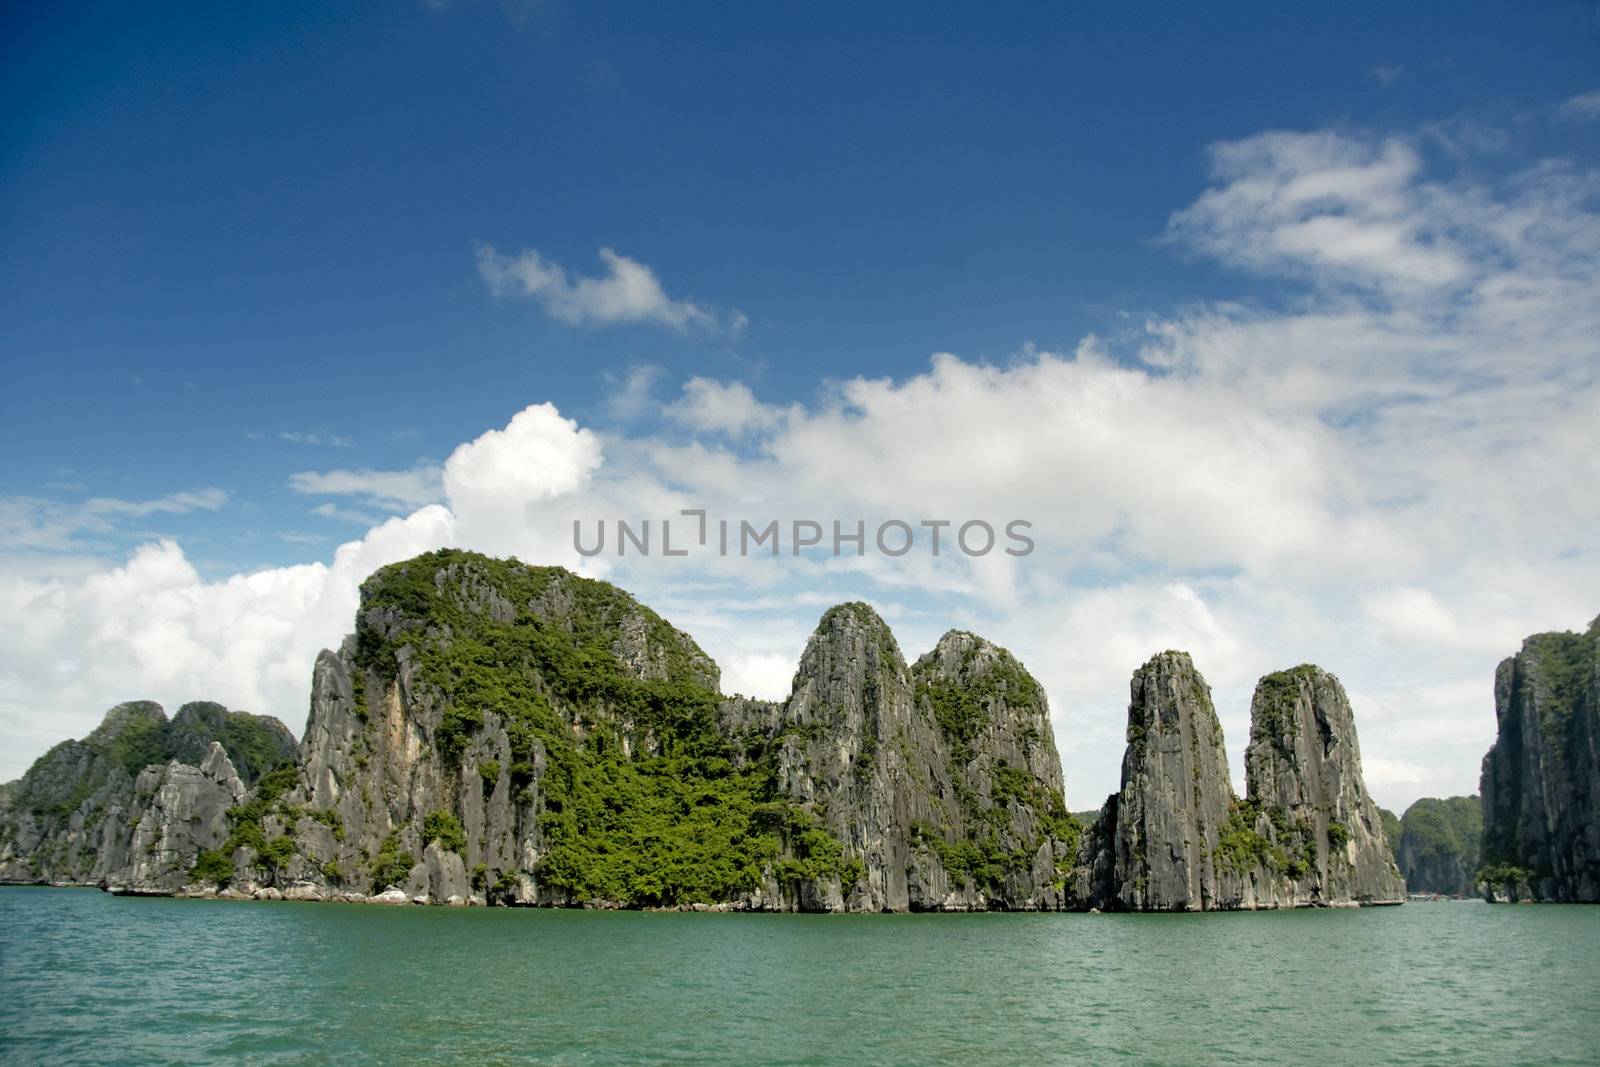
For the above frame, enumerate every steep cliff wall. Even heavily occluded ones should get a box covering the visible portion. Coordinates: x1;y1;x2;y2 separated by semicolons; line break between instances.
1084;655;1403;910
1479;617;1600;902
1395;796;1481;896
1241;666;1406;907
0;702;293;889
3;550;1420;915
722;611;1078;911
227;554;1079;911
1094;652;1245;910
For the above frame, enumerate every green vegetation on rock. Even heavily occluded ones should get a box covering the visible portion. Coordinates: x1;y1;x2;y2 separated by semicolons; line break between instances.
423;810;466;854
369;829;415;890
1398;795;1481;894
1251;666;1317;746
351;550;859;907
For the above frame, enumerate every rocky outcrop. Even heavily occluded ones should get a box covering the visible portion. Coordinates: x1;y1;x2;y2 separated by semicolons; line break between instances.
1394;796;1481;896
245;551;750;908
1241;666;1406;907
1093;652;1244;910
1082;655;1403;910
239;554;1080;911
0;701;161;885
0;701;293;888
107;743;247;894
721;613;1078;911
1;549;1412;915
1479;617;1600;902
165;702;297;785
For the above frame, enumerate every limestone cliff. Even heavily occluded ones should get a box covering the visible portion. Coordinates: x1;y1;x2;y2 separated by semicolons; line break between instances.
1479;617;1600;902
2;550;1417;915
1083;654;1403;909
1395;796;1481;896
0;701;293;888
108;743;248;894
232;554;1079;911
1241;666;1406;906
1094;652;1246;910
720;612;1078;911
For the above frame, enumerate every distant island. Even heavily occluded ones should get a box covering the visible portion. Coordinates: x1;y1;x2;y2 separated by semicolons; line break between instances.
1;549;1593;910
1381;796;1482;897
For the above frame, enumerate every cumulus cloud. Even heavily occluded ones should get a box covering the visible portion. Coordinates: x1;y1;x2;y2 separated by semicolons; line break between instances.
0;507;457;763
442;402;605;559
666;378;786;436
476;244;742;334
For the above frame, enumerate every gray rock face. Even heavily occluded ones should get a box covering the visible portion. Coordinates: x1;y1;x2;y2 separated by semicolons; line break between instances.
0;701;290;889
1084;655;1403;910
1242;666;1406;907
255;554;726;906
107;743;247;894
274;575;1079;911
0;551;1413;916
1094;652;1246;910
725;611;1078;912
1479;617;1600;902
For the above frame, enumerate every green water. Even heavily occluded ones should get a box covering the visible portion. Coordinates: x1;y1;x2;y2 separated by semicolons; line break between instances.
1;888;1596;1064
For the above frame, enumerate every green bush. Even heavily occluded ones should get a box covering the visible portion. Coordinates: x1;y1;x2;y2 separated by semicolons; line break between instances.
370;830;415;889
259;835;296;871
423;810;467;854
190;848;234;885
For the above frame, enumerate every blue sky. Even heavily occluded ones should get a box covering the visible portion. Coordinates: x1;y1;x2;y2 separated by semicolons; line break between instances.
5;1;1596;568
3;2;1598;805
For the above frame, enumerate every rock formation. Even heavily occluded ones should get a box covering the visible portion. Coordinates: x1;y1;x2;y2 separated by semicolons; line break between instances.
1;550;1413;913
0;701;293;889
1081;655;1403;909
719;612;1078;911
235;554;1079;910
1093;651;1244;910
108;743;248;894
1479;616;1600;902
1393;796;1481;896
1240;665;1406;906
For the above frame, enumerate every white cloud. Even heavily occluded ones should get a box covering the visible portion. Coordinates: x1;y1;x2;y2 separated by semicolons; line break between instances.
441;402;604;561
0;508;457;770
1371;65;1404;87
82;488;228;519
1557;89;1600;123
310;502;386;526
602;364;666;421
719;651;797;701
666;377;786;436
289;465;443;511
0;488;228;551
1169;131;1473;292
476;244;741;334
277;431;355;448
